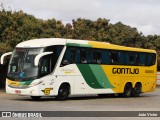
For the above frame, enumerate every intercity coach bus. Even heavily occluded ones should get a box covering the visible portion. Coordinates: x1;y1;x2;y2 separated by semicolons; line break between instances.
0;38;157;100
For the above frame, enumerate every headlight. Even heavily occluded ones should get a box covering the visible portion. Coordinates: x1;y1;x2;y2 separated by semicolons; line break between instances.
29;80;43;87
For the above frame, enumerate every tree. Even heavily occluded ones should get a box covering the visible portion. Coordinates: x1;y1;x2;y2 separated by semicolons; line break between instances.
0;5;160;62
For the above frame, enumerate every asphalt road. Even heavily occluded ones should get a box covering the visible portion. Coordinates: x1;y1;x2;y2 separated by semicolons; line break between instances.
0;87;160;120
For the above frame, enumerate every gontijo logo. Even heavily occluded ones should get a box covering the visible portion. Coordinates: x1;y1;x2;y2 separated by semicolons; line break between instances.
112;68;139;74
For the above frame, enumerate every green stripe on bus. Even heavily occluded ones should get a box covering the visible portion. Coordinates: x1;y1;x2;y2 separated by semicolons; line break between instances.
20;80;34;86
77;64;114;89
89;65;114;88
77;64;103;88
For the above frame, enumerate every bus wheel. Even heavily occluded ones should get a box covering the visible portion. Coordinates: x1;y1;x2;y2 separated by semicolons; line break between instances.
56;84;69;100
132;83;142;97
31;96;41;100
123;83;132;97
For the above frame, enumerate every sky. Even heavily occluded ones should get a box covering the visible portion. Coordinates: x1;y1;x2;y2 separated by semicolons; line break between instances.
0;0;160;36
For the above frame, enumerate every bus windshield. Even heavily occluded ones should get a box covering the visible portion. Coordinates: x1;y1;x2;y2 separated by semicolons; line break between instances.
7;48;44;81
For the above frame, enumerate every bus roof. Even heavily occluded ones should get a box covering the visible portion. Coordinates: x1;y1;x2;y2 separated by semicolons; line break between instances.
16;38;67;48
16;38;156;53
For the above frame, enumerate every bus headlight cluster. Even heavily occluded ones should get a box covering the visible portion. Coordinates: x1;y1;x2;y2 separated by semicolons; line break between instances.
29;80;43;87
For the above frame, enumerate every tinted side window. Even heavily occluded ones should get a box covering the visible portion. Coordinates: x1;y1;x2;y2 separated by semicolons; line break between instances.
61;47;82;66
135;53;140;65
92;49;102;64
129;52;135;65
102;50;110;64
147;53;156;66
44;45;63;70
138;53;145;66
80;48;87;63
110;51;119;64
118;51;125;65
60;46;156;67
70;48;77;63
39;55;52;77
61;47;71;66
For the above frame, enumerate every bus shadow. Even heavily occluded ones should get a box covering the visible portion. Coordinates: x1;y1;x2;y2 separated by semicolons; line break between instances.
10;94;156;102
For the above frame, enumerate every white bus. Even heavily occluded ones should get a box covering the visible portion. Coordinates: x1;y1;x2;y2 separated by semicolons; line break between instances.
1;38;157;100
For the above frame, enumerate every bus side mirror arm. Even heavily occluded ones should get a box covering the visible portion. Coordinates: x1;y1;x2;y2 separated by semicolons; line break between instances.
34;52;53;66
0;52;12;65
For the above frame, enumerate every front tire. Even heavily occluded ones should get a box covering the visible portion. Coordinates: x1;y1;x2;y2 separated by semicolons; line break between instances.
31;96;41;100
56;84;69;100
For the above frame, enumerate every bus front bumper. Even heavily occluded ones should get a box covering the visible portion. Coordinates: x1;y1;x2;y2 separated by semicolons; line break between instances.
6;85;40;96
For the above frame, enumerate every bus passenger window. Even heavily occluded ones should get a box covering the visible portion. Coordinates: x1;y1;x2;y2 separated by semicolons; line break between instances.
139;53;145;66
93;50;97;63
110;51;118;64
151;55;156;65
61;47;70;66
129;53;135;65
118;51;125;65
40;55;52;77
87;49;92;63
45;45;63;69
135;54;140;65
148;54;156;66
80;49;87;63
70;48;76;63
145;54;148;66
92;50;102;64
97;51;102;64
102;50;109;64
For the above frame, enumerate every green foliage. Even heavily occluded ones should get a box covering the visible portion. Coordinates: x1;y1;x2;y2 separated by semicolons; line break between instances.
0;5;160;64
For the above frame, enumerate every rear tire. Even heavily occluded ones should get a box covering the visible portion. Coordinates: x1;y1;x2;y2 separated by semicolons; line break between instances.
123;83;132;97
132;83;142;97
56;84;69;100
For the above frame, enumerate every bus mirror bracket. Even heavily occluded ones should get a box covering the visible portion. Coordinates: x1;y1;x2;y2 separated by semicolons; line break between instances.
0;52;12;65
34;52;53;66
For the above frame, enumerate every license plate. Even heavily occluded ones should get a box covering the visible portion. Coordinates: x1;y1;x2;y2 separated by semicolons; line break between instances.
15;90;21;94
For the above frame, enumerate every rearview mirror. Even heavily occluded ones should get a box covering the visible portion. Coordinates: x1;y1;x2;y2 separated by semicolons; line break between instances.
0;52;12;65
34;52;53;66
